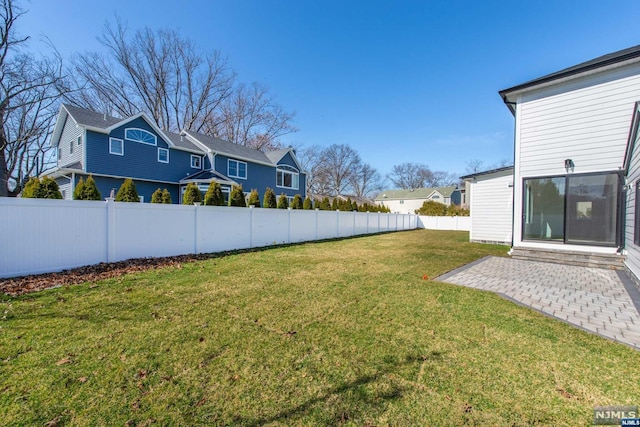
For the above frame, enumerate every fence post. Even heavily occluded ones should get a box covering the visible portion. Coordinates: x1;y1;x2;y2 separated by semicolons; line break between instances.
352;210;356;236
249;205;254;248
366;211;370;234
336;209;340;238
193;203;200;254
106;197;116;263
315;208;319;240
288;207;292;243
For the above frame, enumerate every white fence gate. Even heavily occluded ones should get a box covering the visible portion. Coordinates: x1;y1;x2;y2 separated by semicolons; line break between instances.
1;198;419;278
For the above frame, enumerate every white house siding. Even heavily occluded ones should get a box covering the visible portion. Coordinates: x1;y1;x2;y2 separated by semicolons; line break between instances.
382;199;427;214
469;170;513;244
625;132;640;279
58;115;84;168
512;61;640;253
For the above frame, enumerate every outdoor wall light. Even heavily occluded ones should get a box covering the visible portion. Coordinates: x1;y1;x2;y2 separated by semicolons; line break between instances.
564;158;575;172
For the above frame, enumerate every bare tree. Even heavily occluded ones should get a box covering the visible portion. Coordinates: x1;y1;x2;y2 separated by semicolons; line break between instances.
0;0;67;196
217;82;297;151
426;170;458;187
314;144;361;196
294;143;326;195
350;161;382;198
387;162;434;189
66;18;296;150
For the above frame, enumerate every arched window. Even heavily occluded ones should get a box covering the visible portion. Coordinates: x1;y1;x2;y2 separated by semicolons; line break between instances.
125;128;157;146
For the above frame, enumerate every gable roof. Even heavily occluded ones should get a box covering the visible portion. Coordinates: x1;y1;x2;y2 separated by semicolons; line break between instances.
500;44;640;114
374;186;457;201
52;104;182;152
183;130;276;166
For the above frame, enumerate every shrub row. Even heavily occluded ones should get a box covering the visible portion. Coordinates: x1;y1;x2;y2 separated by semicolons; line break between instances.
414;200;470;216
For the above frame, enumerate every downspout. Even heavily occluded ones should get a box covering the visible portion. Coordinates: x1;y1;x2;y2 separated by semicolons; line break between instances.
71;172;76;200
503;95;518;252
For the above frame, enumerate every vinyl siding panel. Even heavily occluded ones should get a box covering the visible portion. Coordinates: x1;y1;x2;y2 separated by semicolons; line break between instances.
625;132;640;280
518;63;640;178
85;118;194;183
469;171;513;244
57;115;83;168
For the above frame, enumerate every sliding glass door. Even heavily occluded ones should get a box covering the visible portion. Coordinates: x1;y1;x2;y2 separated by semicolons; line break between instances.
522;172;620;246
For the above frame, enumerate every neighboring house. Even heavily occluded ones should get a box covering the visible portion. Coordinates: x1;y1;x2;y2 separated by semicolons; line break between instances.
499;44;640;279
375;186;460;214
460;166;514;245
43;104;306;203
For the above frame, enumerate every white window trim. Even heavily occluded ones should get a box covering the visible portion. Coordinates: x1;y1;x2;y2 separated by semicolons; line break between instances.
77;136;82;146
158;148;169;163
125;128;157;146
109;137;124;156
69;140;74;155
276;167;299;190
228;159;247;179
191;155;202;169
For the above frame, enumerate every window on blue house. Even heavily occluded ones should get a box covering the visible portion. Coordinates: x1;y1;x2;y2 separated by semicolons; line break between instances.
228;159;247;179
276;165;299;190
158;148;169;163
191;155;202;169
109;137;124;156
69;140;73;155
125;128;157;146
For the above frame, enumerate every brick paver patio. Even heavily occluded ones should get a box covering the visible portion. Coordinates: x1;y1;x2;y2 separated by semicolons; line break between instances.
435;256;640;350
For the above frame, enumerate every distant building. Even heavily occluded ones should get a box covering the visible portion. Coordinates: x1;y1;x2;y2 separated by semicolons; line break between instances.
374;186;460;214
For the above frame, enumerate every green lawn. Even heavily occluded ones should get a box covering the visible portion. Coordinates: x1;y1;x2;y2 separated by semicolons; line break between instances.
1;230;638;426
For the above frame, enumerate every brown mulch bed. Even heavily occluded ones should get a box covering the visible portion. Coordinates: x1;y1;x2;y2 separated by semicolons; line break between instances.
0;253;225;297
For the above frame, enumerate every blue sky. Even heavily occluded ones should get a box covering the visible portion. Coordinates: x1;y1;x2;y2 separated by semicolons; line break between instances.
18;0;640;181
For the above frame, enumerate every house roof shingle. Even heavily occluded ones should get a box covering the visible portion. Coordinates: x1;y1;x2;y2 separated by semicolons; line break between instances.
62;104;122;129
374;186;457;201
183;130;273;165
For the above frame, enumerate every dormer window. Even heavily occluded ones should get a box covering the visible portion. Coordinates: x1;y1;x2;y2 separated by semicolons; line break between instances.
276;165;299;190
125;128;157;146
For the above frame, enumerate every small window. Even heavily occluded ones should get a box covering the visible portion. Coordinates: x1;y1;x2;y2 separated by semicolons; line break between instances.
77;136;82;146
399;200;404;204
158;148;169;163
69;140;73;155
432;195;440;199
109;137;124;156
228;159;247;179
191;155;202;169
125;128;157;146
57;147;61;160
276;165;299;190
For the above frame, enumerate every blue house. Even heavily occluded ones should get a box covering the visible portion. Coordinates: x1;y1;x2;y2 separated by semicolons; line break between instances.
43;104;306;203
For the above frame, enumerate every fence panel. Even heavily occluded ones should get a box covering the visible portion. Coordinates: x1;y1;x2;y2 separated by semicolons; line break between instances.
0;198;107;277
0;198;419;278
418;215;471;231
198;206;252;253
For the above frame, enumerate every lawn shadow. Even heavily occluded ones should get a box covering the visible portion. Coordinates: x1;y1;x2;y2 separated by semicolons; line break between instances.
231;353;434;426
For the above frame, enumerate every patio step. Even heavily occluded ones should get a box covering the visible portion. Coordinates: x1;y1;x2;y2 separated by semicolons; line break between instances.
509;247;625;270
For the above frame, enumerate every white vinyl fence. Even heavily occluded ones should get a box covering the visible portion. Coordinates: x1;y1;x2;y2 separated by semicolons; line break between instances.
1;198;418;278
418;215;470;231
